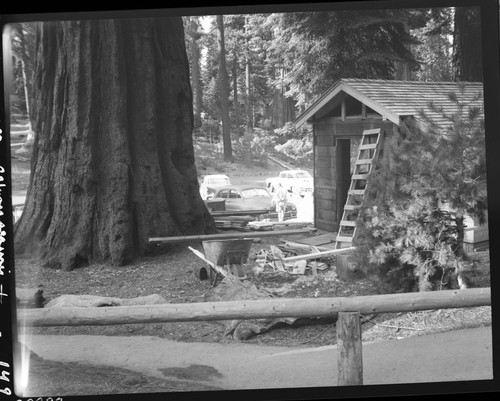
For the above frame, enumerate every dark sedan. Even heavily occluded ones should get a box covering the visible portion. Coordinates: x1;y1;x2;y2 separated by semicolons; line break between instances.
212;185;297;219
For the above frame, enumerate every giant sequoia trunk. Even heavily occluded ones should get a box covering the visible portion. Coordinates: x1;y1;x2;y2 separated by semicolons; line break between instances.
270;87;296;129
453;7;483;82
14;18;216;270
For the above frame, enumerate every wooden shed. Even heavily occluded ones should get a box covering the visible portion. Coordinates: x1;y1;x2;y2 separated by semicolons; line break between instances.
294;78;485;234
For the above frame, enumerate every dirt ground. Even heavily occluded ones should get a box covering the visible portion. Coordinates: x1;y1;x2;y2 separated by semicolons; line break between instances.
14;240;491;345
14;241;491;396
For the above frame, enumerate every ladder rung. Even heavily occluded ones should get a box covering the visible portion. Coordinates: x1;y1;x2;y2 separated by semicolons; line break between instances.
352;174;369;180
363;129;382;135
335;235;354;242
348;189;365;195
340;221;357;227
355;159;374;165
359;143;378;150
343;204;357;210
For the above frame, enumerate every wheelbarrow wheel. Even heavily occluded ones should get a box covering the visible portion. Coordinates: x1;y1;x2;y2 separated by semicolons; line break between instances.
198;266;208;281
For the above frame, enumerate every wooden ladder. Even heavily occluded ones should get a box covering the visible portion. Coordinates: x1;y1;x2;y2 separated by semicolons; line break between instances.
335;128;383;249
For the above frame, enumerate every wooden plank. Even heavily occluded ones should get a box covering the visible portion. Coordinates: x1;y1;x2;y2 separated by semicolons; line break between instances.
355;159;374;165
187;247;228;278
358;143;377;150
316;135;335;147
339;221;356;227
314;190;335;202
316;146;335;157
287;233;335;251
315;158;335;169
269;221;315;227
149;228;317;244
20;288;491;327
316;208;336;221
282;247;355;262
293;232;337;246
315;153;335;161
315;218;338;233
315;198;335;208
335;235;354;242
315;166;336;180
210;210;269;217
315;179;335;190
280;240;331;252
348;189;365;196
328;119;393;137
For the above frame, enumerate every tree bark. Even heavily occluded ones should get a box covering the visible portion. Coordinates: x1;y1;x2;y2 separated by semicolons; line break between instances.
232;47;241;137
244;17;253;131
216;15;233;162
337;312;363;386
186;18;203;131
453;7;482;82
17;23;36;134
270;85;296;128
14;18;216;270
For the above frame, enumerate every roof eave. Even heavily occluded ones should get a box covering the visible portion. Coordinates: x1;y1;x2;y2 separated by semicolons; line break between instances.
294;79;400;128
294;80;345;127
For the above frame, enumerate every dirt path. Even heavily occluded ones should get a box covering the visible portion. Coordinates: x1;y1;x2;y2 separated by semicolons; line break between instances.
20;325;493;394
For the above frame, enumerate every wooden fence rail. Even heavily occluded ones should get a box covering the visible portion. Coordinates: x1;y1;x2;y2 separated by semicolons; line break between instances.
17;287;491;387
19;288;490;327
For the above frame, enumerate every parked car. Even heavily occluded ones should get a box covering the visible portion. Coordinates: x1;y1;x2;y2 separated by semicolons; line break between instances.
199;174;231;200
212;185;297;219
266;169;314;196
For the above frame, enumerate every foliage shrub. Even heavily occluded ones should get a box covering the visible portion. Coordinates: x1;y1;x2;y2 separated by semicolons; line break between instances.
353;84;486;293
271;122;313;167
355;200;469;293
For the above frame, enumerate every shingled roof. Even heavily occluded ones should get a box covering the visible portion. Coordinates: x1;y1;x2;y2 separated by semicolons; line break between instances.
294;78;484;130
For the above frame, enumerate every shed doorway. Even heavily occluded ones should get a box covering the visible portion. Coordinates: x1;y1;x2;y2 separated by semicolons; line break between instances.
335;137;362;222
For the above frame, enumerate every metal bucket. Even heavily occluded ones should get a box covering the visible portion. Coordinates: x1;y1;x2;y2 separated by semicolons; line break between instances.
202;238;253;266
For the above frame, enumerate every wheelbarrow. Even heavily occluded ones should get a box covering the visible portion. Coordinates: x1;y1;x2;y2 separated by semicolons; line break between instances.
188;238;253;286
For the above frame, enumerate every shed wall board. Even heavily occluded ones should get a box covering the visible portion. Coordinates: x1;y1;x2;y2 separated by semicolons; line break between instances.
314;118;393;137
315;197;335;211
314;141;336;232
316;218;338;232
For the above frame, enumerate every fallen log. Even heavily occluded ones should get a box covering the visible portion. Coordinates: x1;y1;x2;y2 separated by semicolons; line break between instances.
44;294;168;308
19;288;491;327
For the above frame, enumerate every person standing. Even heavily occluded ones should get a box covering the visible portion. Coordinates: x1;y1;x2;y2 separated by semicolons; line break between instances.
273;183;288;222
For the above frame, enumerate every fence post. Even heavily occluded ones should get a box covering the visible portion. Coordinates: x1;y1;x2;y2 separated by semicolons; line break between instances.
337;311;363;386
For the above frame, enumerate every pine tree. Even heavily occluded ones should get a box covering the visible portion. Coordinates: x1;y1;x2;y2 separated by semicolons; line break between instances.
355;83;487;292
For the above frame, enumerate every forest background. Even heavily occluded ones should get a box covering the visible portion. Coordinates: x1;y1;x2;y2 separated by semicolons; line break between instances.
9;7;481;165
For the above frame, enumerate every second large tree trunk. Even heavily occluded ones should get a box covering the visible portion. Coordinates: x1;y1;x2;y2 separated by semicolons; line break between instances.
216;15;233;162
14;18;216;270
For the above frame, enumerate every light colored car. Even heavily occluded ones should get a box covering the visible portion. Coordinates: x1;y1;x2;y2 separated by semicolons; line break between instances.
212;185;297;218
199;174;231;200
266;169;314;195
